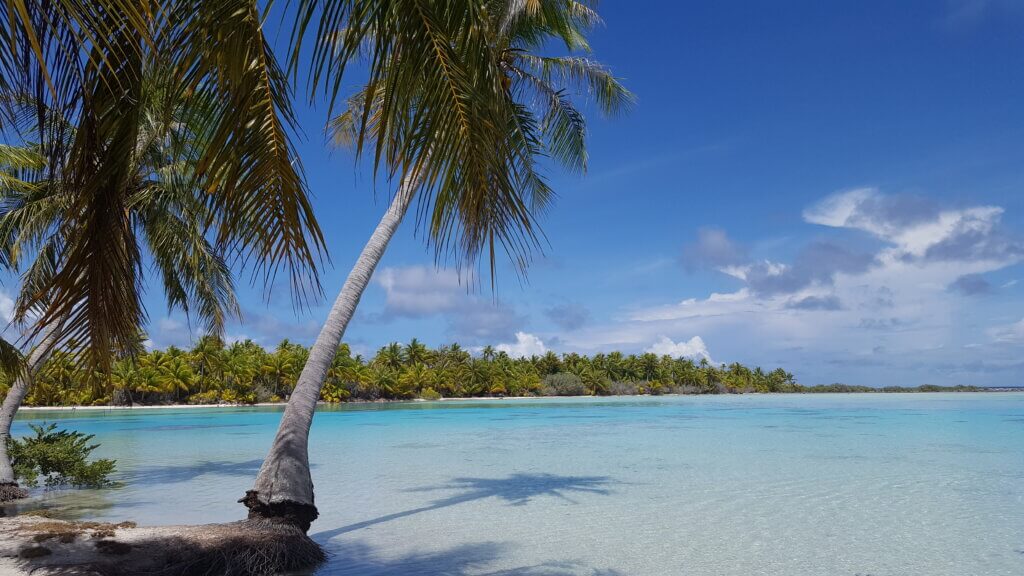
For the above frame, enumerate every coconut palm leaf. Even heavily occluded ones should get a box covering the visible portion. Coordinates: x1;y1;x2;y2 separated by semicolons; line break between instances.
0;336;25;376
1;1;325;368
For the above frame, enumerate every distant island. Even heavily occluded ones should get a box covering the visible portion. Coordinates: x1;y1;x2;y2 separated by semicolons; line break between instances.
1;336;999;409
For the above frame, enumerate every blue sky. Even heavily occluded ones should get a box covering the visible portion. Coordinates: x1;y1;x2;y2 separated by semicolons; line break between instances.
26;0;1024;387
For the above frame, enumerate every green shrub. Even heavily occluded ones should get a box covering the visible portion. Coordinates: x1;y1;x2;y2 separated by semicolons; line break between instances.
320;383;351;403
419;387;442;401
188;390;221;405
608;381;639;395
8;423;116;489
541;373;586;396
219;389;255;405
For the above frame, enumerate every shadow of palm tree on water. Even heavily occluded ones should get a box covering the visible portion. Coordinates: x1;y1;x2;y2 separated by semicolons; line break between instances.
123;459;264;485
313;473;614;541
315;539;627;576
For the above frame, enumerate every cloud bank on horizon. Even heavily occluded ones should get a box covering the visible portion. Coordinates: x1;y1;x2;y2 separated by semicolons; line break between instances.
128;186;1024;388
556;188;1024;386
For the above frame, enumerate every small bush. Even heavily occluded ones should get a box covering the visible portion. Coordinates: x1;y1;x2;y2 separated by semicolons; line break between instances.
220;389;256;405
188;391;220;405
419;387;442;401
320;383;351;403
253;383;276;403
608;381;639;395
9;423;116;489
541;373;586;396
667;384;704;395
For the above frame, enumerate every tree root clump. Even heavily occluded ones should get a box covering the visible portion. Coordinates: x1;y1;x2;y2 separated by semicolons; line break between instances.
0;482;28;502
144;519;326;576
5;517;325;576
240;490;319;533
3;516;325;576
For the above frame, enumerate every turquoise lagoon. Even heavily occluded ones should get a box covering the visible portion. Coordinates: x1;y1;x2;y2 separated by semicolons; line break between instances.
5;393;1024;575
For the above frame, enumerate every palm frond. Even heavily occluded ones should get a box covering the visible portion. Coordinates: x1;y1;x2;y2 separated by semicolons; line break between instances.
497;0;602;51
170;0;325;306
514;54;634;116
1;1;327;369
310;0;547;279
0;336;25;376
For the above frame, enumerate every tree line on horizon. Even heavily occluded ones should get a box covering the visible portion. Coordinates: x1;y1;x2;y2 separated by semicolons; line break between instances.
0;336;980;407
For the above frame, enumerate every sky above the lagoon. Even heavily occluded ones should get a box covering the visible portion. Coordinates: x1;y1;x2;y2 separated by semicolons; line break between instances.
13;0;1024;387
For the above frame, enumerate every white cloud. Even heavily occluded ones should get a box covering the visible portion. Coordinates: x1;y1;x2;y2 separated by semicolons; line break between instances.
803;188;880;230
645;336;714;363
562;189;1024;385
372;265;526;344
989;318;1024;343
804;188;1012;261
0;291;13;324
375;266;465;317
149;316;194;349
233;309;322;345
495;332;547;358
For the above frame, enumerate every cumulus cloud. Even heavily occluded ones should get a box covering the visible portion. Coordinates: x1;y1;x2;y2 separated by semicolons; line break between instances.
149;316;194;348
545;303;590;331
495;332;548;358
685;214;874;297
375;266;465;318
0;291;14;324
805;188;1022;264
372;265;526;344
948;274;992;296
739;242;874;296
803;188;939;237
858;317;907;330
233;308;323;344
681;227;747;271
146;307;324;350
785;295;843;311
448;301;526;343
561;188;1024;386
645;336;714;363
989;318;1024;343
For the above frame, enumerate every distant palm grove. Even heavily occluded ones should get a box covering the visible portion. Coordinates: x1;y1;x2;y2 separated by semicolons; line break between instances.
0;337;977;407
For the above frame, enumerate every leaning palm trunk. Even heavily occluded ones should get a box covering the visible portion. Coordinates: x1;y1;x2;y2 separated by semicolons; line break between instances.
242;174;415;531
0;323;62;501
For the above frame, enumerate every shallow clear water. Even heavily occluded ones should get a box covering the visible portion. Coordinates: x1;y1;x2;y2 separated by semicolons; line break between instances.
5;393;1024;576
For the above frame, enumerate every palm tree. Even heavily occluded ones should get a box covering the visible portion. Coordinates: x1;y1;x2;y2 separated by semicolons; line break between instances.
0;143;49;500
364;365;397;400
243;0;632;531
404;338;431;366
397;363;435;398
0;78;243;500
157;353;195;402
374;343;406;371
110;357;141;405
261;348;299;399
191;335;226;393
0;1;325;364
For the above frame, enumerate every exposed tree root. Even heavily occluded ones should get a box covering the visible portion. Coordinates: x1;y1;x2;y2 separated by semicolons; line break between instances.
240;490;319;533
0;482;28;502
0;516;326;576
144;519;326;576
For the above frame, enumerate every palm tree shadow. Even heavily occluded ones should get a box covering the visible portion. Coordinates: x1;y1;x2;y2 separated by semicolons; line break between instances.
316;539;628;576
122;459;264;485
314;473;614;541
